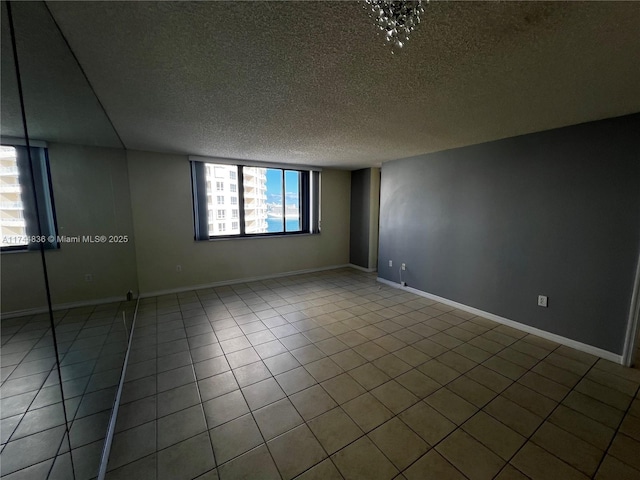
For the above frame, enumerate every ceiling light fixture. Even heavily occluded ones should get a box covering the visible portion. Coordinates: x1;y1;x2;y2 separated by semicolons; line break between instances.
364;0;427;54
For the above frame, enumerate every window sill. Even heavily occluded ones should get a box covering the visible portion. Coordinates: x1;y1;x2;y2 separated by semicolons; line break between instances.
198;232;320;242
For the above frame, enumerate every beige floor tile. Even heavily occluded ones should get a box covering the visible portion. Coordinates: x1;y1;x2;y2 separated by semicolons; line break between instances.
198;371;238;402
465;365;512;393
321;374;367;404
545;352;591;376
482;356;527;381
417;359;460;385
342;392;394;433
289;385;338;421
587;368;639;397
267;424;326;480
511;442;589;480
445;326;477;342
308;407;363;454
399;401;456;445
532;360;581;388
436;429;504;480
108;422;157;471
502;383;558;417
348;363;391;390
233;361;271;388
404;450;465;480
354;342;389;362
548;405;615;450
203;390;250;428
563;390;626;429
157;404;207;450
620;413;640;442
532;422;604;476
304;357;343;382
291;345;326;365
330;349;368;371
483;396;543;436
209;413;263;464
241;377;286;410
373;354;412;378
157;432;215;480
368;418;429;470
337;331;369;348
429;332;464;350
437;351;477;374
374;335;407;353
494;464;530;479
393;346;430;367
371;380;419;414
412;338;449;358
575;378;633;411
425;388;477;425
609;433;640;471
275;366;317;395
296;458;343;480
468;336;504;355
263;352;301;376
253;398;303;440
226;347;261;369
482;330;517;347
254;340;288;360
497;348;539;370
217;444;280;480
595;454;640;480
447;376;497;408
518;371;570;402
462;411;526;460
331;436;398;480
555;346;598;367
395;369;440;398
510;339;550;360
452;343;492;363
316;337;349;356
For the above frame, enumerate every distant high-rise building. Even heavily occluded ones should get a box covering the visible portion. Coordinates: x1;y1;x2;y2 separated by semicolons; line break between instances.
205;164;267;235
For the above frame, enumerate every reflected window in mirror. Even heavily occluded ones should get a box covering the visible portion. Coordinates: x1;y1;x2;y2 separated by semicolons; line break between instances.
0;143;58;251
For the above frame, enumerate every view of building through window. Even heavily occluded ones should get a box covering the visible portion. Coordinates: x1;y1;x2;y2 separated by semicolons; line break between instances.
0;146;27;248
204;163;300;236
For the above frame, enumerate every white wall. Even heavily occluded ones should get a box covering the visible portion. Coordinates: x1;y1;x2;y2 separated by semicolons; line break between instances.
1;143;138;313
127;150;351;295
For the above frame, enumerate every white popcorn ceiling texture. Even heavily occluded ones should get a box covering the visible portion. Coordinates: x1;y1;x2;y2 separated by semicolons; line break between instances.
16;2;640;168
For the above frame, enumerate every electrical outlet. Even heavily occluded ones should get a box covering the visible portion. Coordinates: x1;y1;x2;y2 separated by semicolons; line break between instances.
401;263;406;271
84;274;93;282
538;295;548;308
388;260;392;267
176;265;182;272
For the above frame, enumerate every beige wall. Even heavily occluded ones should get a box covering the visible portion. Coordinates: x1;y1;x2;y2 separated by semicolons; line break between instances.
127;150;351;294
1;143;138;313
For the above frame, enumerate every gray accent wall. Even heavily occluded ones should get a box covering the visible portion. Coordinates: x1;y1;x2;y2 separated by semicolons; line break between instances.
350;168;371;268
379;114;640;354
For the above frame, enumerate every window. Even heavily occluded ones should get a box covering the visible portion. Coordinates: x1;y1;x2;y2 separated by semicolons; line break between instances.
216;209;225;220
216;181;224;191
192;160;320;239
1;144;57;251
230;184;237;193
216;195;224;205
218;223;225;232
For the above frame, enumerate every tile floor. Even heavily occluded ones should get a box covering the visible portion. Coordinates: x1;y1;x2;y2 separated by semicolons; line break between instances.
106;268;640;480
1;301;133;479
2;268;640;479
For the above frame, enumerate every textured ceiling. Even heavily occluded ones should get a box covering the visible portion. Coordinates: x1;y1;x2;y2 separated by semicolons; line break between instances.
17;2;640;168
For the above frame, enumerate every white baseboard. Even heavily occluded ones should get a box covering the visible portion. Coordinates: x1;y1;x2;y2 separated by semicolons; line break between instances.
1;295;131;319
377;277;623;365
139;264;354;298
348;263;377;273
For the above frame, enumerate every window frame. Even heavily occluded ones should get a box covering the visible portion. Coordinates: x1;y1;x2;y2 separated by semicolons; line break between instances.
0;142;58;253
191;158;320;241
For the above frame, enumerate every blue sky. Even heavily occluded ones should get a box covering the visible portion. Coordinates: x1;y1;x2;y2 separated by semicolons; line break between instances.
266;169;299;205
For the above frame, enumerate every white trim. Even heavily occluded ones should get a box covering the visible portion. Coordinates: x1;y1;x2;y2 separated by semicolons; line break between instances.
189;155;322;172
622;250;640;366
348;263;377;273
1;295;131;319
377;277;623;364
139;264;352;298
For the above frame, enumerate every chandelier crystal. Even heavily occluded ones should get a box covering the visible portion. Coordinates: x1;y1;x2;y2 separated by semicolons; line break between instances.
364;0;427;54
